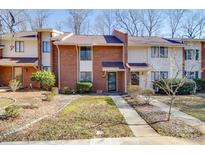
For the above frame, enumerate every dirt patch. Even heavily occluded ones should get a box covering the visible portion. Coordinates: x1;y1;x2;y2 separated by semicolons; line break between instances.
122;94;202;138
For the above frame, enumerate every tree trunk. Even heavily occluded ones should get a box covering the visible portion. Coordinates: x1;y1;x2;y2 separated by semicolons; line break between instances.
167;96;175;121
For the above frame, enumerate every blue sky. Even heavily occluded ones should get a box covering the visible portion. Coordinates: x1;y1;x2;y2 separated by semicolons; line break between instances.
43;9;102;32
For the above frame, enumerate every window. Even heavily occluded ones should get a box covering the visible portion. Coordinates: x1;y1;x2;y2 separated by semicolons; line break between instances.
42;41;50;53
151;71;168;81
195;49;199;60
185;49;199;60
80;72;92;82
151;47;168;58
15;41;24;52
42;66;51;71
80;46;91;60
184;71;199;79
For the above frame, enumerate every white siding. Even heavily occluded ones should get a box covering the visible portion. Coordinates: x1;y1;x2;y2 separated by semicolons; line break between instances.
184;42;201;78
128;46;183;88
2;39;38;58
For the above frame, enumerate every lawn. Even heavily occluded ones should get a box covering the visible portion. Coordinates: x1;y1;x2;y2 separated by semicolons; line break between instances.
1;96;133;142
152;95;205;122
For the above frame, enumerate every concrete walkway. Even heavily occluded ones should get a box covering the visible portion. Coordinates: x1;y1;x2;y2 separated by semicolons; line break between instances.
146;96;205;134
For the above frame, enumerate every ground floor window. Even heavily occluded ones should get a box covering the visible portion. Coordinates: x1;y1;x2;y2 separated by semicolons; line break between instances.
13;67;23;82
42;66;51;71
184;71;199;79
80;71;92;82
131;72;139;85
151;71;168;81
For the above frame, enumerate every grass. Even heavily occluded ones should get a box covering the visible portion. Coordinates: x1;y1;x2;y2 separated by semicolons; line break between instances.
0;98;13;108
1;96;133;142
153;95;205;122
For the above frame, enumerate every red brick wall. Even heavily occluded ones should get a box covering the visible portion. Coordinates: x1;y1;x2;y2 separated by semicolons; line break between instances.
23;67;39;88
0;49;2;58
93;46;125;92
59;45;77;89
0;66;12;86
52;44;59;86
37;32;42;69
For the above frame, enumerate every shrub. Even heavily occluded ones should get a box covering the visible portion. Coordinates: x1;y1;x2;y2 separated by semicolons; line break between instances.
128;84;142;98
5;105;22;118
30;70;56;90
51;87;59;95
9;79;22;92
76;82;93;93
141;88;155;104
63;87;71;94
194;79;205;92
153;79;196;95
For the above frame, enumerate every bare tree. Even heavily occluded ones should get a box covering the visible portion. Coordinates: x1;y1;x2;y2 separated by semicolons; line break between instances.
0;10;28;33
55;20;64;31
115;10;143;36
93;10;116;35
27;10;50;30
153;53;197;121
182;10;205;39
67;9;91;34
139;9;162;36
166;9;186;38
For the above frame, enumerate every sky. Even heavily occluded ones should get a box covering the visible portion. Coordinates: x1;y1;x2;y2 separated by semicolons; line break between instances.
37;9;102;32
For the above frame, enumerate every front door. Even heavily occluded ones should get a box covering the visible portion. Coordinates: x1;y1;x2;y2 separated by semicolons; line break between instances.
13;67;23;83
131;72;139;85
108;72;116;92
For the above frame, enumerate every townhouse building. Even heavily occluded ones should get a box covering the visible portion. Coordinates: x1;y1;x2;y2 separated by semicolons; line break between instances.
0;28;205;93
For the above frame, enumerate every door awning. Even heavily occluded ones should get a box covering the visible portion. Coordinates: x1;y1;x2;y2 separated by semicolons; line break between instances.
127;63;152;71
102;61;125;71
0;57;38;66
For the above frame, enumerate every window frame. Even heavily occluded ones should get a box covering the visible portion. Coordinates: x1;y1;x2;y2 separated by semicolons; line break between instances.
151;46;168;58
42;41;51;53
80;71;92;82
80;46;92;61
15;41;24;52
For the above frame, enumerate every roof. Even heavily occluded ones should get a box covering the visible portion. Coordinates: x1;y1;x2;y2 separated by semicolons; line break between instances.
54;35;123;45
128;63;148;67
128;36;184;47
0;57;38;66
0;31;37;40
102;61;125;71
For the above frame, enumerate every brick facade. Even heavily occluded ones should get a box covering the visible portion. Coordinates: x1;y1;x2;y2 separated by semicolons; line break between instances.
93;46;125;92
0;66;12;86
0;49;2;58
201;42;205;78
23;67;39;88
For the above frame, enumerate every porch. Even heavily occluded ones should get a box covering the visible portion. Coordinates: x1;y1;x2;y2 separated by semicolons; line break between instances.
0;58;39;88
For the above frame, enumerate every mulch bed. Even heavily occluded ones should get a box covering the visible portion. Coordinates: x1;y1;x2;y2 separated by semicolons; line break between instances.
0;90;80;139
122;94;202;138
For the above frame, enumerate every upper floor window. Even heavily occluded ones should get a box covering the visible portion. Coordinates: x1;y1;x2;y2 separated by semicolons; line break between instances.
185;49;199;60
42;41;50;53
151;71;168;81
15;41;24;52
80;46;91;60
151;47;168;58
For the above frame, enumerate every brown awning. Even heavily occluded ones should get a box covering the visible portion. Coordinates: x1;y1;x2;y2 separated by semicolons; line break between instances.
0;57;38;66
102;61;125;71
127;63;152;71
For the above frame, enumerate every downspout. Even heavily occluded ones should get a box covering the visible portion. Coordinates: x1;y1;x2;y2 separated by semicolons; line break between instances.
56;44;61;90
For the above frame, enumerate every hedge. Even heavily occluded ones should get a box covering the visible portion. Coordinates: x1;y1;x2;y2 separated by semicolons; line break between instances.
193;79;205;92
76;82;93;93
153;79;196;95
